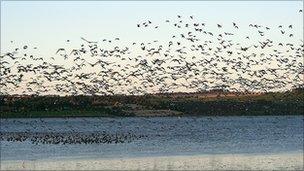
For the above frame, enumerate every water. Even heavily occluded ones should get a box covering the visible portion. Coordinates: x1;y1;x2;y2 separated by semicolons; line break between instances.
1;115;303;161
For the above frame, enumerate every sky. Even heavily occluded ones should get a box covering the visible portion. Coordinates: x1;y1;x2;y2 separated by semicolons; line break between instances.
1;1;303;56
0;1;303;95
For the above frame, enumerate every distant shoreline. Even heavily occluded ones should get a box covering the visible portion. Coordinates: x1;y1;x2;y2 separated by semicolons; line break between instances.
1;111;303;119
1;89;303;118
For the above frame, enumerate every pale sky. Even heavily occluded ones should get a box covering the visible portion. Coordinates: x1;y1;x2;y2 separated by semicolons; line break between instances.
0;1;303;95
1;1;303;56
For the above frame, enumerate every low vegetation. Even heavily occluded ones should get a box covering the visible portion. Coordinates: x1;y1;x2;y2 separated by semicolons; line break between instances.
1;88;303;118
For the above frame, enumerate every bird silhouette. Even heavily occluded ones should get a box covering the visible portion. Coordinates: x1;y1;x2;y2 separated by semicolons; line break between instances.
1;10;303;96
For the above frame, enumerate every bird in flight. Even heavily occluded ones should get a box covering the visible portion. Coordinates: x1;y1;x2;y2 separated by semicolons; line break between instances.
81;37;98;44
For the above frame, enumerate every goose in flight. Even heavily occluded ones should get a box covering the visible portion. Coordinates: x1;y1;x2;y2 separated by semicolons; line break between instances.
81;37;98;44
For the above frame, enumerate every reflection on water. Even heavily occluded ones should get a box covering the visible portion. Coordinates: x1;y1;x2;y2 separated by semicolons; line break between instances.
1;115;303;161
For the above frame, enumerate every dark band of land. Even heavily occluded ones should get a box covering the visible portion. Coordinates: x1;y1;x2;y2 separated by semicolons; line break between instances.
1;88;303;118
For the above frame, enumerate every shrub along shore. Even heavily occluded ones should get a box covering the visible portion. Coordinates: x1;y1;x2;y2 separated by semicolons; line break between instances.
1;89;303;118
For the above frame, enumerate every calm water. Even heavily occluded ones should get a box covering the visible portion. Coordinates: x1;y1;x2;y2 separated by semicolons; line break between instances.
1;116;303;161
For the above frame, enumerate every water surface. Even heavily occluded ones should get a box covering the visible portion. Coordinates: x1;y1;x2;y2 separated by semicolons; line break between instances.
1;115;303;161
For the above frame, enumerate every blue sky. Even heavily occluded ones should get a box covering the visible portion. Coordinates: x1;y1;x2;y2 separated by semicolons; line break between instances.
1;1;303;56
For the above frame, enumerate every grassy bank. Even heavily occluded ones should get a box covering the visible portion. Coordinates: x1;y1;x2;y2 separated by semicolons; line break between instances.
1;89;303;118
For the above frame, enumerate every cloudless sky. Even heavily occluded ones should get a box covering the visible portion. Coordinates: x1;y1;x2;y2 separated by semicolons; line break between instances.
1;1;303;56
0;1;303;94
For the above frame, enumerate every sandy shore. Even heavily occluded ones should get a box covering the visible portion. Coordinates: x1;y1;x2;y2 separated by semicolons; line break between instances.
1;153;303;170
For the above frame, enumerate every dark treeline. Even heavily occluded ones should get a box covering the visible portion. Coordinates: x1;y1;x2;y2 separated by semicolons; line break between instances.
1;88;303;118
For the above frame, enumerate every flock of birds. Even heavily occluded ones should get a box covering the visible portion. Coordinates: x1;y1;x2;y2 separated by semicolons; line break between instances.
0;118;147;144
0;131;146;144
1;11;303;95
